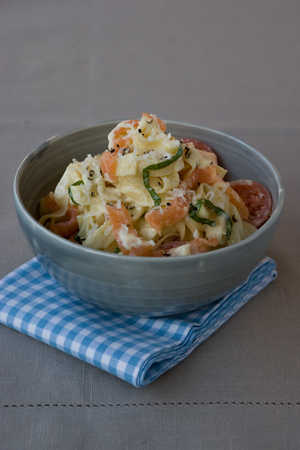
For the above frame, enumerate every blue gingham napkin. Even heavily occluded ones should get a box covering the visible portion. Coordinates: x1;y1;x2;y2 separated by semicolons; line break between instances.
0;257;277;387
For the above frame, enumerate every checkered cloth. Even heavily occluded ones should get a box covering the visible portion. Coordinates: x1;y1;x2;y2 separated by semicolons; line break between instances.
0;257;276;387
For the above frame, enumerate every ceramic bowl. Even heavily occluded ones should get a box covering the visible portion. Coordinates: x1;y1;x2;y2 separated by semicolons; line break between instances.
13;121;284;316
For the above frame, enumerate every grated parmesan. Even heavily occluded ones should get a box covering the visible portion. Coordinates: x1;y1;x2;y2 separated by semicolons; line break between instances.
118;225;155;250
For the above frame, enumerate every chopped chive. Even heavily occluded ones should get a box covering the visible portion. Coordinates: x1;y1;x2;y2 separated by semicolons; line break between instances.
143;169;161;206
201;199;224;216
68;180;84;206
189;203;216;226
190;198;233;239
143;146;183;206
203;199;232;239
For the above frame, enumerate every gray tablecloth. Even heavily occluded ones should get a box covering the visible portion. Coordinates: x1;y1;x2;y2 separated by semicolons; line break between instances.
1;1;299;448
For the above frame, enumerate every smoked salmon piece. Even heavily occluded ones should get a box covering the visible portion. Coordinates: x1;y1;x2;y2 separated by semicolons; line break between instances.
189;237;219;254
106;204;154;256
50;206;79;238
182;165;218;190
99;150;118;184
145;166;218;233
40;192;60;215
107;204;132;230
111;125;133;149
110;120;139;149
100;115;166;184
100;120;139;183
145;197;189;233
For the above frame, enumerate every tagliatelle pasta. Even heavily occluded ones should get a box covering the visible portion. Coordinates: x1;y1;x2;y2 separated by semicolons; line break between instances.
39;113;272;257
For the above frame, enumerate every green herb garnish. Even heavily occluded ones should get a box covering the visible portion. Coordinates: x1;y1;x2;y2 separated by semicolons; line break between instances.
188;203;216;226
143;146;183;206
201;199;224;217
202;199;232;239
189;198;232;239
114;247;121;254
68;180;84;206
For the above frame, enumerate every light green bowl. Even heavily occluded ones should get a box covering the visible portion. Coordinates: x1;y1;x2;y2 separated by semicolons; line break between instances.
13;121;284;316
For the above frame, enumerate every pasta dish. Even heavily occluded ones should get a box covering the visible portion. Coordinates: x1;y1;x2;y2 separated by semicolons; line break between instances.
39;114;272;257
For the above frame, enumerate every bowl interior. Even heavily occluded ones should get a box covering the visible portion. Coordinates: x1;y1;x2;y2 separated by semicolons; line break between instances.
16;122;282;223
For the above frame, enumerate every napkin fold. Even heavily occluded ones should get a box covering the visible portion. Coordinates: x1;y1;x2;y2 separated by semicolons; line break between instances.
0;257;277;387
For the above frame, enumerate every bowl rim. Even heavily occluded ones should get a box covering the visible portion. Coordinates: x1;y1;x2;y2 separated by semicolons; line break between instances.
13;120;285;263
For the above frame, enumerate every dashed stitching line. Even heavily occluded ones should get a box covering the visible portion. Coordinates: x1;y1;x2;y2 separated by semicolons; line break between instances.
0;401;299;408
